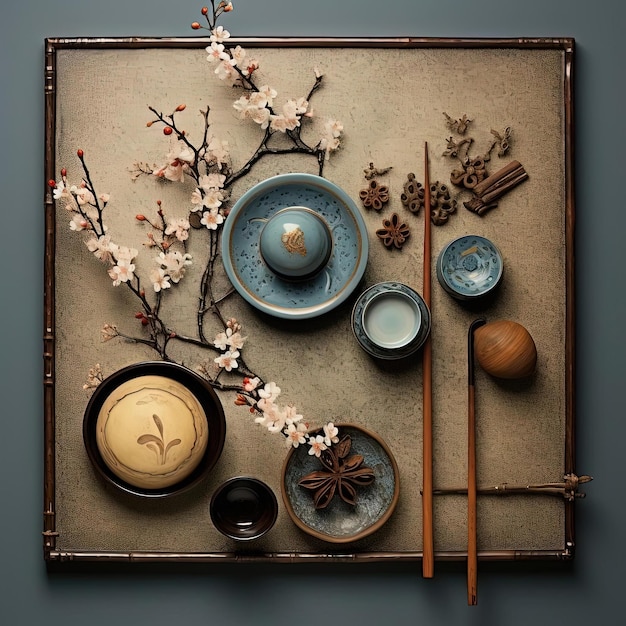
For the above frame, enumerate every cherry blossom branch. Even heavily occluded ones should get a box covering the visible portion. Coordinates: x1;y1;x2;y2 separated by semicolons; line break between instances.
54;3;345;457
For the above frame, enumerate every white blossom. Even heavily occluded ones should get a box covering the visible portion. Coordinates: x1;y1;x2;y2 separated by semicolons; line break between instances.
199;172;226;190
206;41;229;63
164;217;190;242
207;137;230;170
214;349;240;372
284;422;308;448
150;267;171;292
108;259;135;286
243;376;260;392
156;250;192;283
69;214;89;231
323;422;339;446
258;381;281;402
210;25;231;43
231;45;246;68
85;234;114;264
200;209;224;230
307;434;328;457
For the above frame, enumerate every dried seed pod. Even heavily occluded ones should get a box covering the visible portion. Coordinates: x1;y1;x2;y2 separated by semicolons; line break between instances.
474;320;537;379
429;181;457;225
359;179;389;210
401;173;424;214
376;213;410;249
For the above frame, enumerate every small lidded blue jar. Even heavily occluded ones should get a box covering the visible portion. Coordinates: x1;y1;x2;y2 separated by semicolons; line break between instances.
259;206;333;281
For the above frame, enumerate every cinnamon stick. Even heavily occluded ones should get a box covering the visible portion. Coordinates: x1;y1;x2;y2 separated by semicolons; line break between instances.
464;160;528;215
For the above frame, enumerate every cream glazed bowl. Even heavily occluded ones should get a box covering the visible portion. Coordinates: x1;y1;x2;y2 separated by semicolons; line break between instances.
83;361;226;498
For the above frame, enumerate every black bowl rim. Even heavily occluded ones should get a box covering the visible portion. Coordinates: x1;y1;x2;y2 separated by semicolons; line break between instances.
209;476;279;541
82;360;227;498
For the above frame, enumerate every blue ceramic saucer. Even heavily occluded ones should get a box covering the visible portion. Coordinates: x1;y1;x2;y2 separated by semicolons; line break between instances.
436;235;503;300
221;174;369;319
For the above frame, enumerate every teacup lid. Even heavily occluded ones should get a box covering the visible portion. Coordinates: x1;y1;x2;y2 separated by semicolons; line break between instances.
259;206;332;280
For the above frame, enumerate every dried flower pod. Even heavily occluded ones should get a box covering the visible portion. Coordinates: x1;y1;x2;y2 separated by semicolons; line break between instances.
376;213;410;249
443;112;472;134
450;156;488;189
400;173;424;214
359;179;389;211
474;320;537;379
429;182;457;225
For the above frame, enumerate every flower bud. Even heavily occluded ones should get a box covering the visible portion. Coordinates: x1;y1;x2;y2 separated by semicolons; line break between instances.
60;168;67;177
48;179;57;188
234;394;248;406
146;120;153;127
163;126;173;136
134;311;145;319
77;149;84;157
201;6;209;15
191;22;201;30
162;241;170;250
135;214;146;221
176;104;187;112
141;318;149;326
139;288;145;298
156;199;162;206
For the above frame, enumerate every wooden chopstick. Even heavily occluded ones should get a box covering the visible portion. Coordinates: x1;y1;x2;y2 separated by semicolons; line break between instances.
422;142;434;579
467;319;486;605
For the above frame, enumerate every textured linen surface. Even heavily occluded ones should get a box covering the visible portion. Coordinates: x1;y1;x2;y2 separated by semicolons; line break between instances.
52;44;567;555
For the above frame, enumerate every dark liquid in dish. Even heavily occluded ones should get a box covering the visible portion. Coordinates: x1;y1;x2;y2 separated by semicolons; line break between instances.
224;487;262;528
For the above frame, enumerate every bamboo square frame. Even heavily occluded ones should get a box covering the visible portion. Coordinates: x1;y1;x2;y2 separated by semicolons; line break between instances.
43;36;577;564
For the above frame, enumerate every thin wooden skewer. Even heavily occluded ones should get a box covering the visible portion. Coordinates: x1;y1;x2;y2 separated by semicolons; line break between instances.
467;318;486;606
422;142;434;579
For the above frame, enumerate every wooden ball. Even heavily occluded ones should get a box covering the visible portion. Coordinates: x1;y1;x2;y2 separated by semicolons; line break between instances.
474;320;537;379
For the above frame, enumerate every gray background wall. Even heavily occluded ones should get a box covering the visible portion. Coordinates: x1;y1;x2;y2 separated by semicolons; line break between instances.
1;0;623;623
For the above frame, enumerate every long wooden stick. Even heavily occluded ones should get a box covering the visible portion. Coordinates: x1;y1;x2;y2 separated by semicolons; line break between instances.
422;142;434;579
467;319;486;605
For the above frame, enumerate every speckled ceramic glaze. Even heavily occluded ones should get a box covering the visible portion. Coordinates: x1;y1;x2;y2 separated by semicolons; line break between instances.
221;173;369;319
436;234;503;300
281;424;400;543
351;282;431;360
83;361;226;497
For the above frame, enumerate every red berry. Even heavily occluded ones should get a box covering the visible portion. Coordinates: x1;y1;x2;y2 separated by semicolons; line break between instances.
48;179;56;188
77;149;84;157
163;126;173;135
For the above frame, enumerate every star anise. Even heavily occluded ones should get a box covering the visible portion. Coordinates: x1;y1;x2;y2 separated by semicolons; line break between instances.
376;212;410;249
298;435;375;509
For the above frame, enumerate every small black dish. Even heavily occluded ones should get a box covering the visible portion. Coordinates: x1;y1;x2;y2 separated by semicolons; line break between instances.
210;477;278;541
